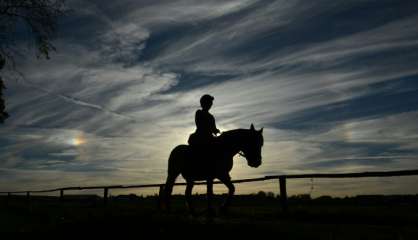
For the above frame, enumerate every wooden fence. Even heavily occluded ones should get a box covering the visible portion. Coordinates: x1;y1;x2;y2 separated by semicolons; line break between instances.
1;169;418;212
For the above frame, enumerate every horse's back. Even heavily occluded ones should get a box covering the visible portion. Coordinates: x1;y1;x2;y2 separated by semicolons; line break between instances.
168;143;232;181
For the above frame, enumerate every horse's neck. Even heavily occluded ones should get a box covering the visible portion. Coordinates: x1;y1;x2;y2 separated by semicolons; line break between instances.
220;129;248;157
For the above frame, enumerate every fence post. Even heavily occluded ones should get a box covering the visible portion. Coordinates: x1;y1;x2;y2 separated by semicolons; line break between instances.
60;189;64;202
158;185;164;209
7;192;11;206
26;191;31;211
103;188;109;205
279;176;288;213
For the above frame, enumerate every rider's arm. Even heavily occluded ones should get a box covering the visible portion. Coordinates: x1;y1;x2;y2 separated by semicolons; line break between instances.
210;114;220;135
195;110;202;129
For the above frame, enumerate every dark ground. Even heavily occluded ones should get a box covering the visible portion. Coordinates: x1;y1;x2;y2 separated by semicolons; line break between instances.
1;194;417;238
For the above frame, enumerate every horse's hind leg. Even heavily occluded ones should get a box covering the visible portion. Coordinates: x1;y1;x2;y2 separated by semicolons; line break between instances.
185;180;195;215
162;173;178;211
219;176;235;214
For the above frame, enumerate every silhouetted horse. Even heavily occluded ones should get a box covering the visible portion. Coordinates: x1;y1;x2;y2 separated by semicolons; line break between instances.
162;124;263;216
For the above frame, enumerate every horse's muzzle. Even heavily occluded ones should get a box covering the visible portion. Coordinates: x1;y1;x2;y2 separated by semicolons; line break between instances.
248;159;261;168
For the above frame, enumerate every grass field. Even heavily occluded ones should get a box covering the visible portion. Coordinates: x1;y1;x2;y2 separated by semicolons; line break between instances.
1;194;417;238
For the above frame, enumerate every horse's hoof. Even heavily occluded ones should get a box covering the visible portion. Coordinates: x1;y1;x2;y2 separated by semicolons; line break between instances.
160;204;171;214
159;203;166;211
188;208;198;218
207;208;216;218
219;205;229;215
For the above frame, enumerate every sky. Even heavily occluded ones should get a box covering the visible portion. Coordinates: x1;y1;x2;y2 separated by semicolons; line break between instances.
1;0;418;197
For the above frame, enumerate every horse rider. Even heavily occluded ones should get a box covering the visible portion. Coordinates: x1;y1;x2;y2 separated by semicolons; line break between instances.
188;94;220;148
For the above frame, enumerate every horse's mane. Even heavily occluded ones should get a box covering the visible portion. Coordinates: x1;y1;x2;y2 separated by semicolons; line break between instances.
220;128;248;136
219;128;250;143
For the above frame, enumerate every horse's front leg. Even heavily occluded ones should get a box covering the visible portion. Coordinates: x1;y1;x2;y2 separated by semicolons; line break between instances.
219;175;235;214
207;178;215;217
185;181;195;216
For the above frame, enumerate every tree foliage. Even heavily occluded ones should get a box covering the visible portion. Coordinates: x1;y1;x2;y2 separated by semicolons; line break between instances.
0;0;67;122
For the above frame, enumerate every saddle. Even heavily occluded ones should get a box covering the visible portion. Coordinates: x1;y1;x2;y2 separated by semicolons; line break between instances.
187;132;219;160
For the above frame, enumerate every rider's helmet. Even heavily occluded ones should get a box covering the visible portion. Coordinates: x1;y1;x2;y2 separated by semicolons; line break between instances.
200;94;214;109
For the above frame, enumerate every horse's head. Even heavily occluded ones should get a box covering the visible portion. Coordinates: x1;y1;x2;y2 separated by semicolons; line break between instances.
242;124;264;168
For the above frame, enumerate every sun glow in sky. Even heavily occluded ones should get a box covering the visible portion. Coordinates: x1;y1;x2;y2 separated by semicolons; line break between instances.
70;136;86;146
1;0;418;196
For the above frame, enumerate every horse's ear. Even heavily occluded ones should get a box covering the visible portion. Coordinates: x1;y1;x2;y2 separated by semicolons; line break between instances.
259;127;263;134
250;123;255;131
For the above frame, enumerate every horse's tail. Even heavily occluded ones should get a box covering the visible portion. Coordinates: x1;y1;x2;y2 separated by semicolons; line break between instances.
161;145;188;211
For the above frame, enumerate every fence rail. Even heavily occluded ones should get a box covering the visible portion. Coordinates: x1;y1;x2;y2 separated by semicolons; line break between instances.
2;169;418;212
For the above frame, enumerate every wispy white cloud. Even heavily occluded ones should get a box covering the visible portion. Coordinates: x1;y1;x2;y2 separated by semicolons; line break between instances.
123;0;258;26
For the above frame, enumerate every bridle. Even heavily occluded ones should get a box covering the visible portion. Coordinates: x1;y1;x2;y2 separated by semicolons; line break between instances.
238;151;246;158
